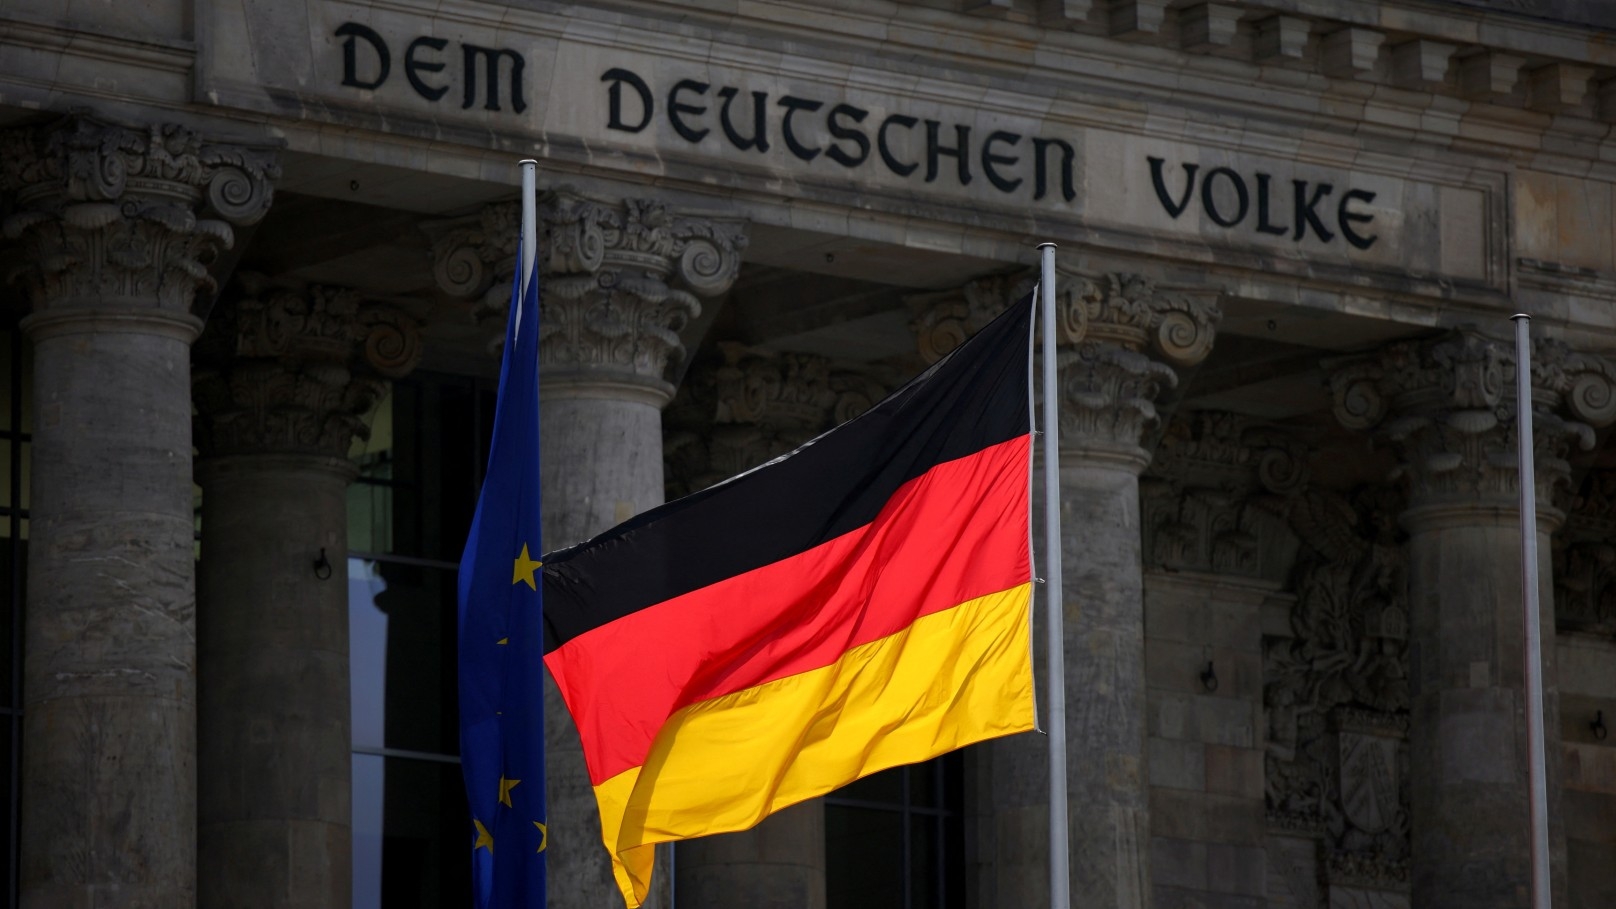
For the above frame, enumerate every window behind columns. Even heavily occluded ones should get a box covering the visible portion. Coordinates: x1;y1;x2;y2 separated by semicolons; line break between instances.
0;327;31;909
349;371;491;909
825;755;965;908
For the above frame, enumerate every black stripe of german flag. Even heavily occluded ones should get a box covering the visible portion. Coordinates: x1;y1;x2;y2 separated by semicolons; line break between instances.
539;293;1036;908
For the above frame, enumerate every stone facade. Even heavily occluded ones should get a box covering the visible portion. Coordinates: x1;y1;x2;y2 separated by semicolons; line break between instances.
4;1;1616;908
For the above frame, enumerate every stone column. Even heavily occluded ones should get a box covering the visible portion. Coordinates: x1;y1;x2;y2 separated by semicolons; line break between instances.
0;113;276;907
662;344;886;909
911;272;1220;909
192;281;420;908
1329;331;1616;909
431;193;747;907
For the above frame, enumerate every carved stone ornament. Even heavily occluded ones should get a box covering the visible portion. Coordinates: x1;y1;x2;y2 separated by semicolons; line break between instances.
911;269;1220;462
1139;411;1305;579
1327;330;1616;510
663;343;889;498
427;192;748;393
192;279;422;459
1261;484;1412;901
0;112;279;318
1553;469;1616;636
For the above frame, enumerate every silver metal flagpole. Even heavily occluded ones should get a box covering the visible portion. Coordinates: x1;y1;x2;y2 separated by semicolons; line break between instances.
519;160;539;300
1511;313;1552;909
1037;242;1070;909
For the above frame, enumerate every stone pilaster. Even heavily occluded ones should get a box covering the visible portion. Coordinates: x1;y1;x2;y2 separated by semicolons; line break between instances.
434;192;747;908
0;112;277;909
912;270;1220;909
1328;329;1616;909
191;280;420;909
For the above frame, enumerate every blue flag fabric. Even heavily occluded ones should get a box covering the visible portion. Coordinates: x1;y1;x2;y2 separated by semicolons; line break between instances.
458;252;547;909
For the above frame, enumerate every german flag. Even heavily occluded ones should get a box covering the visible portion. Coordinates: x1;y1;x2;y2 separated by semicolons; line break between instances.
541;293;1037;907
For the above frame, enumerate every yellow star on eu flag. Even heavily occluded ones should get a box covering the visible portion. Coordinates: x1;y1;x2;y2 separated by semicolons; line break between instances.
512;543;541;590
499;776;521;808
474;819;494;853
534;821;548;853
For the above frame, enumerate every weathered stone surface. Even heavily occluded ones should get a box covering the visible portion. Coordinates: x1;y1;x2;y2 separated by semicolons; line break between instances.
1;111;277;909
1327;331;1616;909
192;281;417;908
194;280;421;459
1;113;277;315
676;800;826;909
194;457;356;909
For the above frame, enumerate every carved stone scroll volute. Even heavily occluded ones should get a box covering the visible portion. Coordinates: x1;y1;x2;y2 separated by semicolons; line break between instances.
193;279;423;459
2;113;280;320
1327;330;1616;514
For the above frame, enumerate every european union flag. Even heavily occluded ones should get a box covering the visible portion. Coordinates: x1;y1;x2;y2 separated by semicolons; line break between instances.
458;249;546;909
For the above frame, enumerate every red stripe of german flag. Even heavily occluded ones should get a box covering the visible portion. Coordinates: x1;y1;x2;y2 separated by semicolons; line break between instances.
541;294;1036;908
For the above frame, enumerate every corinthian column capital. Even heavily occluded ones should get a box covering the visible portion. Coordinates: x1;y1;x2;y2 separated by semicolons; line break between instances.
537;192;748;400
1327;329;1616;517
1;113;279;324
427;193;748;399
193;279;422;460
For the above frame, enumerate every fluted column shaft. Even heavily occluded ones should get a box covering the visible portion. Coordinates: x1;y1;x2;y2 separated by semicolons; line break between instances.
0;113;276;908
192;283;419;908
433;193;747;908
1330;331;1616;909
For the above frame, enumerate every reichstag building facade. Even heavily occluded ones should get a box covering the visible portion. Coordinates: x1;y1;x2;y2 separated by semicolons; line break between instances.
3;1;1615;907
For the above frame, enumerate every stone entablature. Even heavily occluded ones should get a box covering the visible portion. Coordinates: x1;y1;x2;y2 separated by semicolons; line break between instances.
176;1;1521;304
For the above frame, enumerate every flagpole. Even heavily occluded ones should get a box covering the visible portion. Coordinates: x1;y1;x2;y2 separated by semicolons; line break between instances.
519;160;538;294
1511;313;1552;909
1037;242;1070;909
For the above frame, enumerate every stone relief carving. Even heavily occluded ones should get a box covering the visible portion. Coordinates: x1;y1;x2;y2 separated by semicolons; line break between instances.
192;278;422;458
1261;483;1412;901
1554;469;1616;636
1140;411;1304;580
1;113;280;316
663;344;888;498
